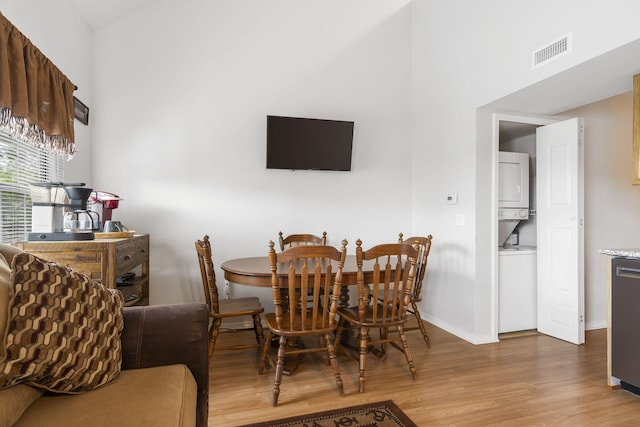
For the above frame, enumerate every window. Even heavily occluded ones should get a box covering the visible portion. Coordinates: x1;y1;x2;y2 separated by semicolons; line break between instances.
0;131;64;243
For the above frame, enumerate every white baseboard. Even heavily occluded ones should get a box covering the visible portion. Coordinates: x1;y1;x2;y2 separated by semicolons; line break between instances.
421;312;498;345
421;311;607;345
586;320;607;331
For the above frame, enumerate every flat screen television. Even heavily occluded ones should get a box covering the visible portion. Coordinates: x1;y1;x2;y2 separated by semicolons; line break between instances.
266;115;354;171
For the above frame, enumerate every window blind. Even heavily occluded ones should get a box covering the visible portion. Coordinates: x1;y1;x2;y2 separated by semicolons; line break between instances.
0;131;64;243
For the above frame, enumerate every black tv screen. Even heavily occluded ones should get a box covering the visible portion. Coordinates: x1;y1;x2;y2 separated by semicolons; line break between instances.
266;115;354;171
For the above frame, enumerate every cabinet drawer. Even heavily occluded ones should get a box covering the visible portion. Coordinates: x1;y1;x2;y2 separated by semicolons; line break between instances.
27;250;103;281
14;234;149;304
115;237;149;277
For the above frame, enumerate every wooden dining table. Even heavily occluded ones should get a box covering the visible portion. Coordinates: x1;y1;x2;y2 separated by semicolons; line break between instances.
221;254;362;287
221;255;380;308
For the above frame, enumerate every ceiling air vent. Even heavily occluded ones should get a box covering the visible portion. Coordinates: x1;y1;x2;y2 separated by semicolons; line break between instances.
532;32;572;69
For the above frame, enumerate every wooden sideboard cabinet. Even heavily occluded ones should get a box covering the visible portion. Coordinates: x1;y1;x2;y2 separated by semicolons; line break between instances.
14;234;149;306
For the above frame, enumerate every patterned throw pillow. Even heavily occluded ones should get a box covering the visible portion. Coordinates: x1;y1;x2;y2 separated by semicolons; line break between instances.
0;253;124;393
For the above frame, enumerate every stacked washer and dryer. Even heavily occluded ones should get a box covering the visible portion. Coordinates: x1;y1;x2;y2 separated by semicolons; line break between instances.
498;151;537;334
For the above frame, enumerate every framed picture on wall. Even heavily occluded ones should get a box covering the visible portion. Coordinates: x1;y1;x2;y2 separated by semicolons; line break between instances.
634;74;640;184
73;96;89;125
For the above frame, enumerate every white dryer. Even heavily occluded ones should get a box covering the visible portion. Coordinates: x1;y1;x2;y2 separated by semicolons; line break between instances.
498;151;530;247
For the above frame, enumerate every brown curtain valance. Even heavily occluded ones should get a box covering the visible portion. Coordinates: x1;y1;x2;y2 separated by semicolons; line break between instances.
0;12;76;155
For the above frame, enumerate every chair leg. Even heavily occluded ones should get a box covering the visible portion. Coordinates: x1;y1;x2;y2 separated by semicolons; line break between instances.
411;302;431;348
272;335;288;407
259;329;273;374
334;318;345;349
253;314;266;346
208;318;222;358
324;332;344;396
358;327;369;393
397;324;417;381
319;334;330;365
379;326;388;354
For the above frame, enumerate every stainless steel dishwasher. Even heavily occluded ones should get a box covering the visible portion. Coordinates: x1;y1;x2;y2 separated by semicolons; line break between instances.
611;257;640;393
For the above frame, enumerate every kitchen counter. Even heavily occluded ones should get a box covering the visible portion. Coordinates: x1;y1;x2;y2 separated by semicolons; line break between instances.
598;248;640;389
599;248;640;258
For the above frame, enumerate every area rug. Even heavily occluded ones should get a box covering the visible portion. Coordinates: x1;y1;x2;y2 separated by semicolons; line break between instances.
240;400;417;427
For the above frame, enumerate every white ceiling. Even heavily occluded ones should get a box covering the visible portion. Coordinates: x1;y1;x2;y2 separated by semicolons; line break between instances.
487;38;640;116
70;0;163;31
71;0;640;117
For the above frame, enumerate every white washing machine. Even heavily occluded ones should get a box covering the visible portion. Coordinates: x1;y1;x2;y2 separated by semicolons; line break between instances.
498;246;537;333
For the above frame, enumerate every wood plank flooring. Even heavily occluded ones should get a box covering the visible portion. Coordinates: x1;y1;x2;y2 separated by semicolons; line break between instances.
208;321;640;426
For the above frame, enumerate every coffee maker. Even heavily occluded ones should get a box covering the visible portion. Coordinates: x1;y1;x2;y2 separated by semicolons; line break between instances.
88;190;121;229
28;182;98;241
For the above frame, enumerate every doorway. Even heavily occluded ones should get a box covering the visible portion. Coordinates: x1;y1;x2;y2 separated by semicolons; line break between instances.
493;113;585;345
498;119;539;337
495;115;548;339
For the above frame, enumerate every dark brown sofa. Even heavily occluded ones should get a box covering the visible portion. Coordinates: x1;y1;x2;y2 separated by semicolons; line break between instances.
0;244;209;427
121;303;210;427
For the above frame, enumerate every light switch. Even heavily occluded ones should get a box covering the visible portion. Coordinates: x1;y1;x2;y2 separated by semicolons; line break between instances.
446;193;458;204
455;214;465;226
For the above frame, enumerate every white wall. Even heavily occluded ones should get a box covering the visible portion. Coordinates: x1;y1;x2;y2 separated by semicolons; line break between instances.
562;92;640;330
412;0;640;343
0;1;94;185
7;0;640;344
91;0;414;309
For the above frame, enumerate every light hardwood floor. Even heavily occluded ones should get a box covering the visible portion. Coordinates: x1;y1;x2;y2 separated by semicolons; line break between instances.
209;321;640;426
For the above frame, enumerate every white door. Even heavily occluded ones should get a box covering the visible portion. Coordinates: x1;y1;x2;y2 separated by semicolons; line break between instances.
536;118;585;345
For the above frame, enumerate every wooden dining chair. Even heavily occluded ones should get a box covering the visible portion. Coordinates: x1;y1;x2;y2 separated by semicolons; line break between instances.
394;233;433;347
195;235;265;358
278;231;328;306
259;240;347;406
278;231;327;251
335;239;419;393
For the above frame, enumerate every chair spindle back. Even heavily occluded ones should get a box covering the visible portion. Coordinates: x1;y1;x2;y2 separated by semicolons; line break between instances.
195;235;220;314
355;239;419;325
268;240;346;333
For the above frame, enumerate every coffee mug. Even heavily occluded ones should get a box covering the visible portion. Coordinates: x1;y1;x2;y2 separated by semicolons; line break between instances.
103;220;127;233
65;219;79;232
